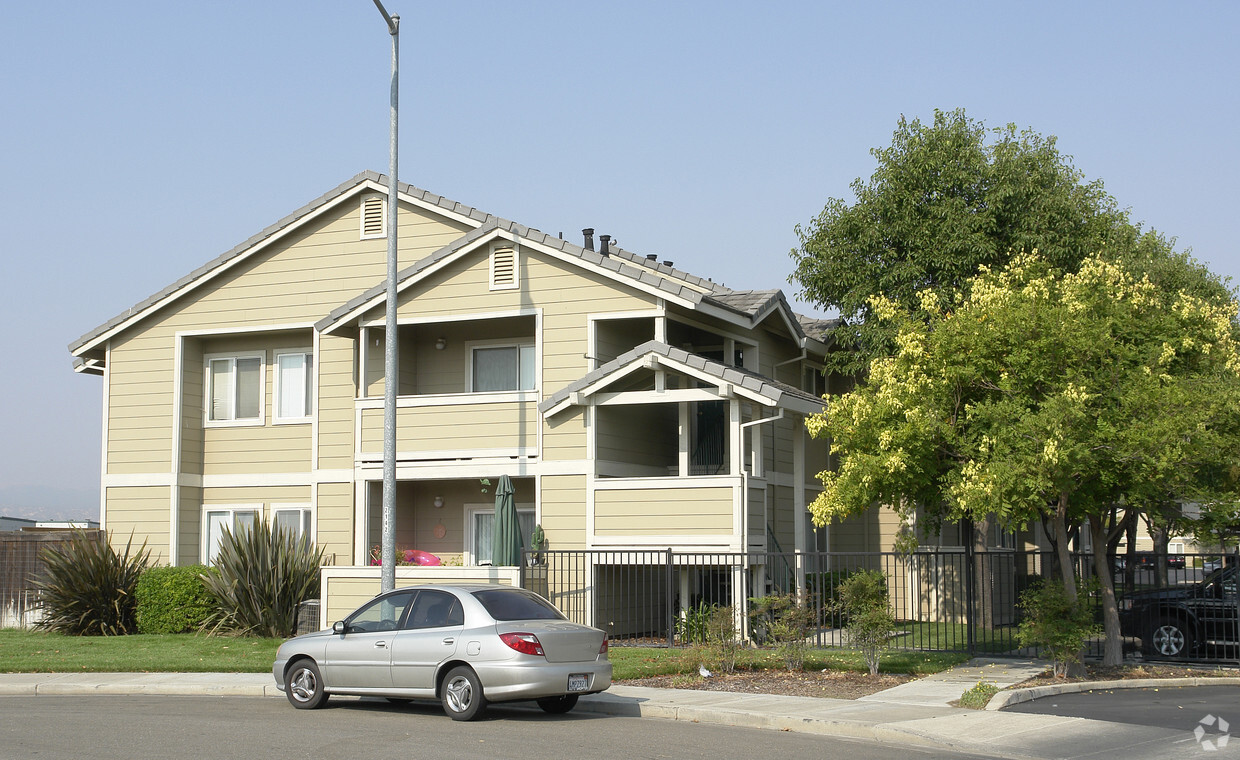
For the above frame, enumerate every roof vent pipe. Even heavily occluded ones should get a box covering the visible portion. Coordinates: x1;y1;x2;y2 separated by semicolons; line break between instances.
582;228;595;252
646;254;657;261
599;235;611;255
662;260;674;267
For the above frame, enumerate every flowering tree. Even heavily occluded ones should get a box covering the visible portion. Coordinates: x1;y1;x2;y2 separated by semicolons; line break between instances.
807;253;1240;664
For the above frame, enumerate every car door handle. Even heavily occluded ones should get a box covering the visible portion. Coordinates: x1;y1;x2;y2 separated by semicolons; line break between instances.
375;641;387;649
442;637;455;646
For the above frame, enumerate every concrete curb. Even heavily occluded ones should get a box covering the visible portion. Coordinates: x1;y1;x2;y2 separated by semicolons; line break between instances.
987;676;1240;710
571;692;1047;760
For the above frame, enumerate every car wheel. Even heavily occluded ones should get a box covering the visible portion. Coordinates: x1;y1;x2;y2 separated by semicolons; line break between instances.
536;694;579;714
442;666;487;721
285;660;329;709
1145;617;1193;658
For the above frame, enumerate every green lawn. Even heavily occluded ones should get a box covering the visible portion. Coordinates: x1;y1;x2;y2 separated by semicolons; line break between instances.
0;630;282;673
0;629;967;679
888;622;1018;655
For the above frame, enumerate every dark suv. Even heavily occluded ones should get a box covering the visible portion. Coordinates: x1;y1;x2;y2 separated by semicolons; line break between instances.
1119;567;1238;658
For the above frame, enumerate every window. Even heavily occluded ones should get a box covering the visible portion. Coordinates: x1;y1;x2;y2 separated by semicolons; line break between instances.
273;506;312;541
206;354;263;424
346;591;415;633
404;590;464;629
471;344;535;392
468;507;535;565
274;351;313;422
203;506;260;564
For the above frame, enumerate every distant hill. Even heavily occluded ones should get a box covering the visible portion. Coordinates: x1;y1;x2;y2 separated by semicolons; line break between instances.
0;484;100;523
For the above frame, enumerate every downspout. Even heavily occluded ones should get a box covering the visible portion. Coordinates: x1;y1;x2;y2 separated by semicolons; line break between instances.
739;408;786;548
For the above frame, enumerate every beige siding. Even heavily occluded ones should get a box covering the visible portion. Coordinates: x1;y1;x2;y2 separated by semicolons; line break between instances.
359;401;538;456
201;485;310;505
542;408;586;461
381;249;654;461
596;405;677;476
747;485;766;541
317;334;356;470
202;425;312;474
540;475;586;550
105;486;171;565
176;485;202;566
179;341;204;477
102;200;467;479
595;487;733;535
317;481;354;566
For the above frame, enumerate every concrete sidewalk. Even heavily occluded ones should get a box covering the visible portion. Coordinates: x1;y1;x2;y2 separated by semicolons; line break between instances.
0;659;1228;760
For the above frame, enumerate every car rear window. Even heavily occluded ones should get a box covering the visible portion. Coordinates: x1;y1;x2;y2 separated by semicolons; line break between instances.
472;589;565;621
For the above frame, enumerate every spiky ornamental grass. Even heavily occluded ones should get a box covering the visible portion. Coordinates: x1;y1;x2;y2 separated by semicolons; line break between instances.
201;519;325;638
34;531;151;636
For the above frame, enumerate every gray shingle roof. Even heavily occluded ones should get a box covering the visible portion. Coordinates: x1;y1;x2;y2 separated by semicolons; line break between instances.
538;340;826;416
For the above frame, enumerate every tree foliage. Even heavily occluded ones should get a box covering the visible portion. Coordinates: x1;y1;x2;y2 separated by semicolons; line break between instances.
807;253;1240;664
791;108;1136;374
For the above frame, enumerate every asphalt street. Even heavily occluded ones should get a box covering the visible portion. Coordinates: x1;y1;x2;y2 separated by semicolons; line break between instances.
1006;684;1240;733
0;695;992;760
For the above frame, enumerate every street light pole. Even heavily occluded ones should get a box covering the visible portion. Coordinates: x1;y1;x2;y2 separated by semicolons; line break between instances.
372;0;399;593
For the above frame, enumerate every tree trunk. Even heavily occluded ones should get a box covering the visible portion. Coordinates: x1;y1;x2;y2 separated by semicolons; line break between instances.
1089;517;1124;666
973;516;994;630
1050;493;1087;676
1151;525;1170;588
1124;516;1138;594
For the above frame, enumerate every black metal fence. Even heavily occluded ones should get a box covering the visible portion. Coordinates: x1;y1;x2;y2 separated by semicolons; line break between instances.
520;548;1240;663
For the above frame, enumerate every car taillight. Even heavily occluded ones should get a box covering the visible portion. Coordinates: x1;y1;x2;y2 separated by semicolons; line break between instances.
499;632;545;656
599;638;609;655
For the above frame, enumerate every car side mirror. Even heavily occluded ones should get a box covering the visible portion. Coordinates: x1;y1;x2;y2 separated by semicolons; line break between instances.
333;621;346;635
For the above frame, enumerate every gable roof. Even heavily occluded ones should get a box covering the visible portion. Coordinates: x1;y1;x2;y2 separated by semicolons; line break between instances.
538;340;826;418
70;171;835;368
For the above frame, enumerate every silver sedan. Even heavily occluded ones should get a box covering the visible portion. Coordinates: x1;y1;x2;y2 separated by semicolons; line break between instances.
272;584;612;720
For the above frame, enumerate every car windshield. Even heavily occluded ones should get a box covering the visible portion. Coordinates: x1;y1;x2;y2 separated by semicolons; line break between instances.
472;589;565;621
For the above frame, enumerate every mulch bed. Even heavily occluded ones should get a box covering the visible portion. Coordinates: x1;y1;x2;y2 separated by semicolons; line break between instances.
620;669;914;700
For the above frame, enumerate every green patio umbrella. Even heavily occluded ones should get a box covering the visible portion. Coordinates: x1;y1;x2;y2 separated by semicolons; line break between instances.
492;475;523;566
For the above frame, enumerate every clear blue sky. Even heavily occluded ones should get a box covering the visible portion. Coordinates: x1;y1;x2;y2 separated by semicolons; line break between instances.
2;1;1237;519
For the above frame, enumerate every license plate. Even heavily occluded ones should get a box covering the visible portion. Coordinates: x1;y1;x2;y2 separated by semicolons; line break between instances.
567;674;588;692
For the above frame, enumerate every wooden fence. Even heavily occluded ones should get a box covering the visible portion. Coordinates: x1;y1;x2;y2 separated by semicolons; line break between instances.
0;530;103;628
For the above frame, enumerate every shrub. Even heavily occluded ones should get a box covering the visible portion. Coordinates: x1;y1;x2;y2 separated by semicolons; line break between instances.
201;519;325;638
958;680;999;709
34;531;151;636
1016;579;1099;678
837;570;895;676
750;593;816;671
135;565;216;634
674;601;714;645
704;604;741;673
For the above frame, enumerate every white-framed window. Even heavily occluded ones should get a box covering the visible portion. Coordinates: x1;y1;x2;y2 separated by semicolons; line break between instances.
465;505;535;566
205;353;265;425
274;350;313;423
203;505;261;564
272;505;313;542
469;343;535;392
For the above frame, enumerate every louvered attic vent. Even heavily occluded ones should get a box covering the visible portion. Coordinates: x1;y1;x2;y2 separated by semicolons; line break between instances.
360;195;385;239
491;246;517;290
